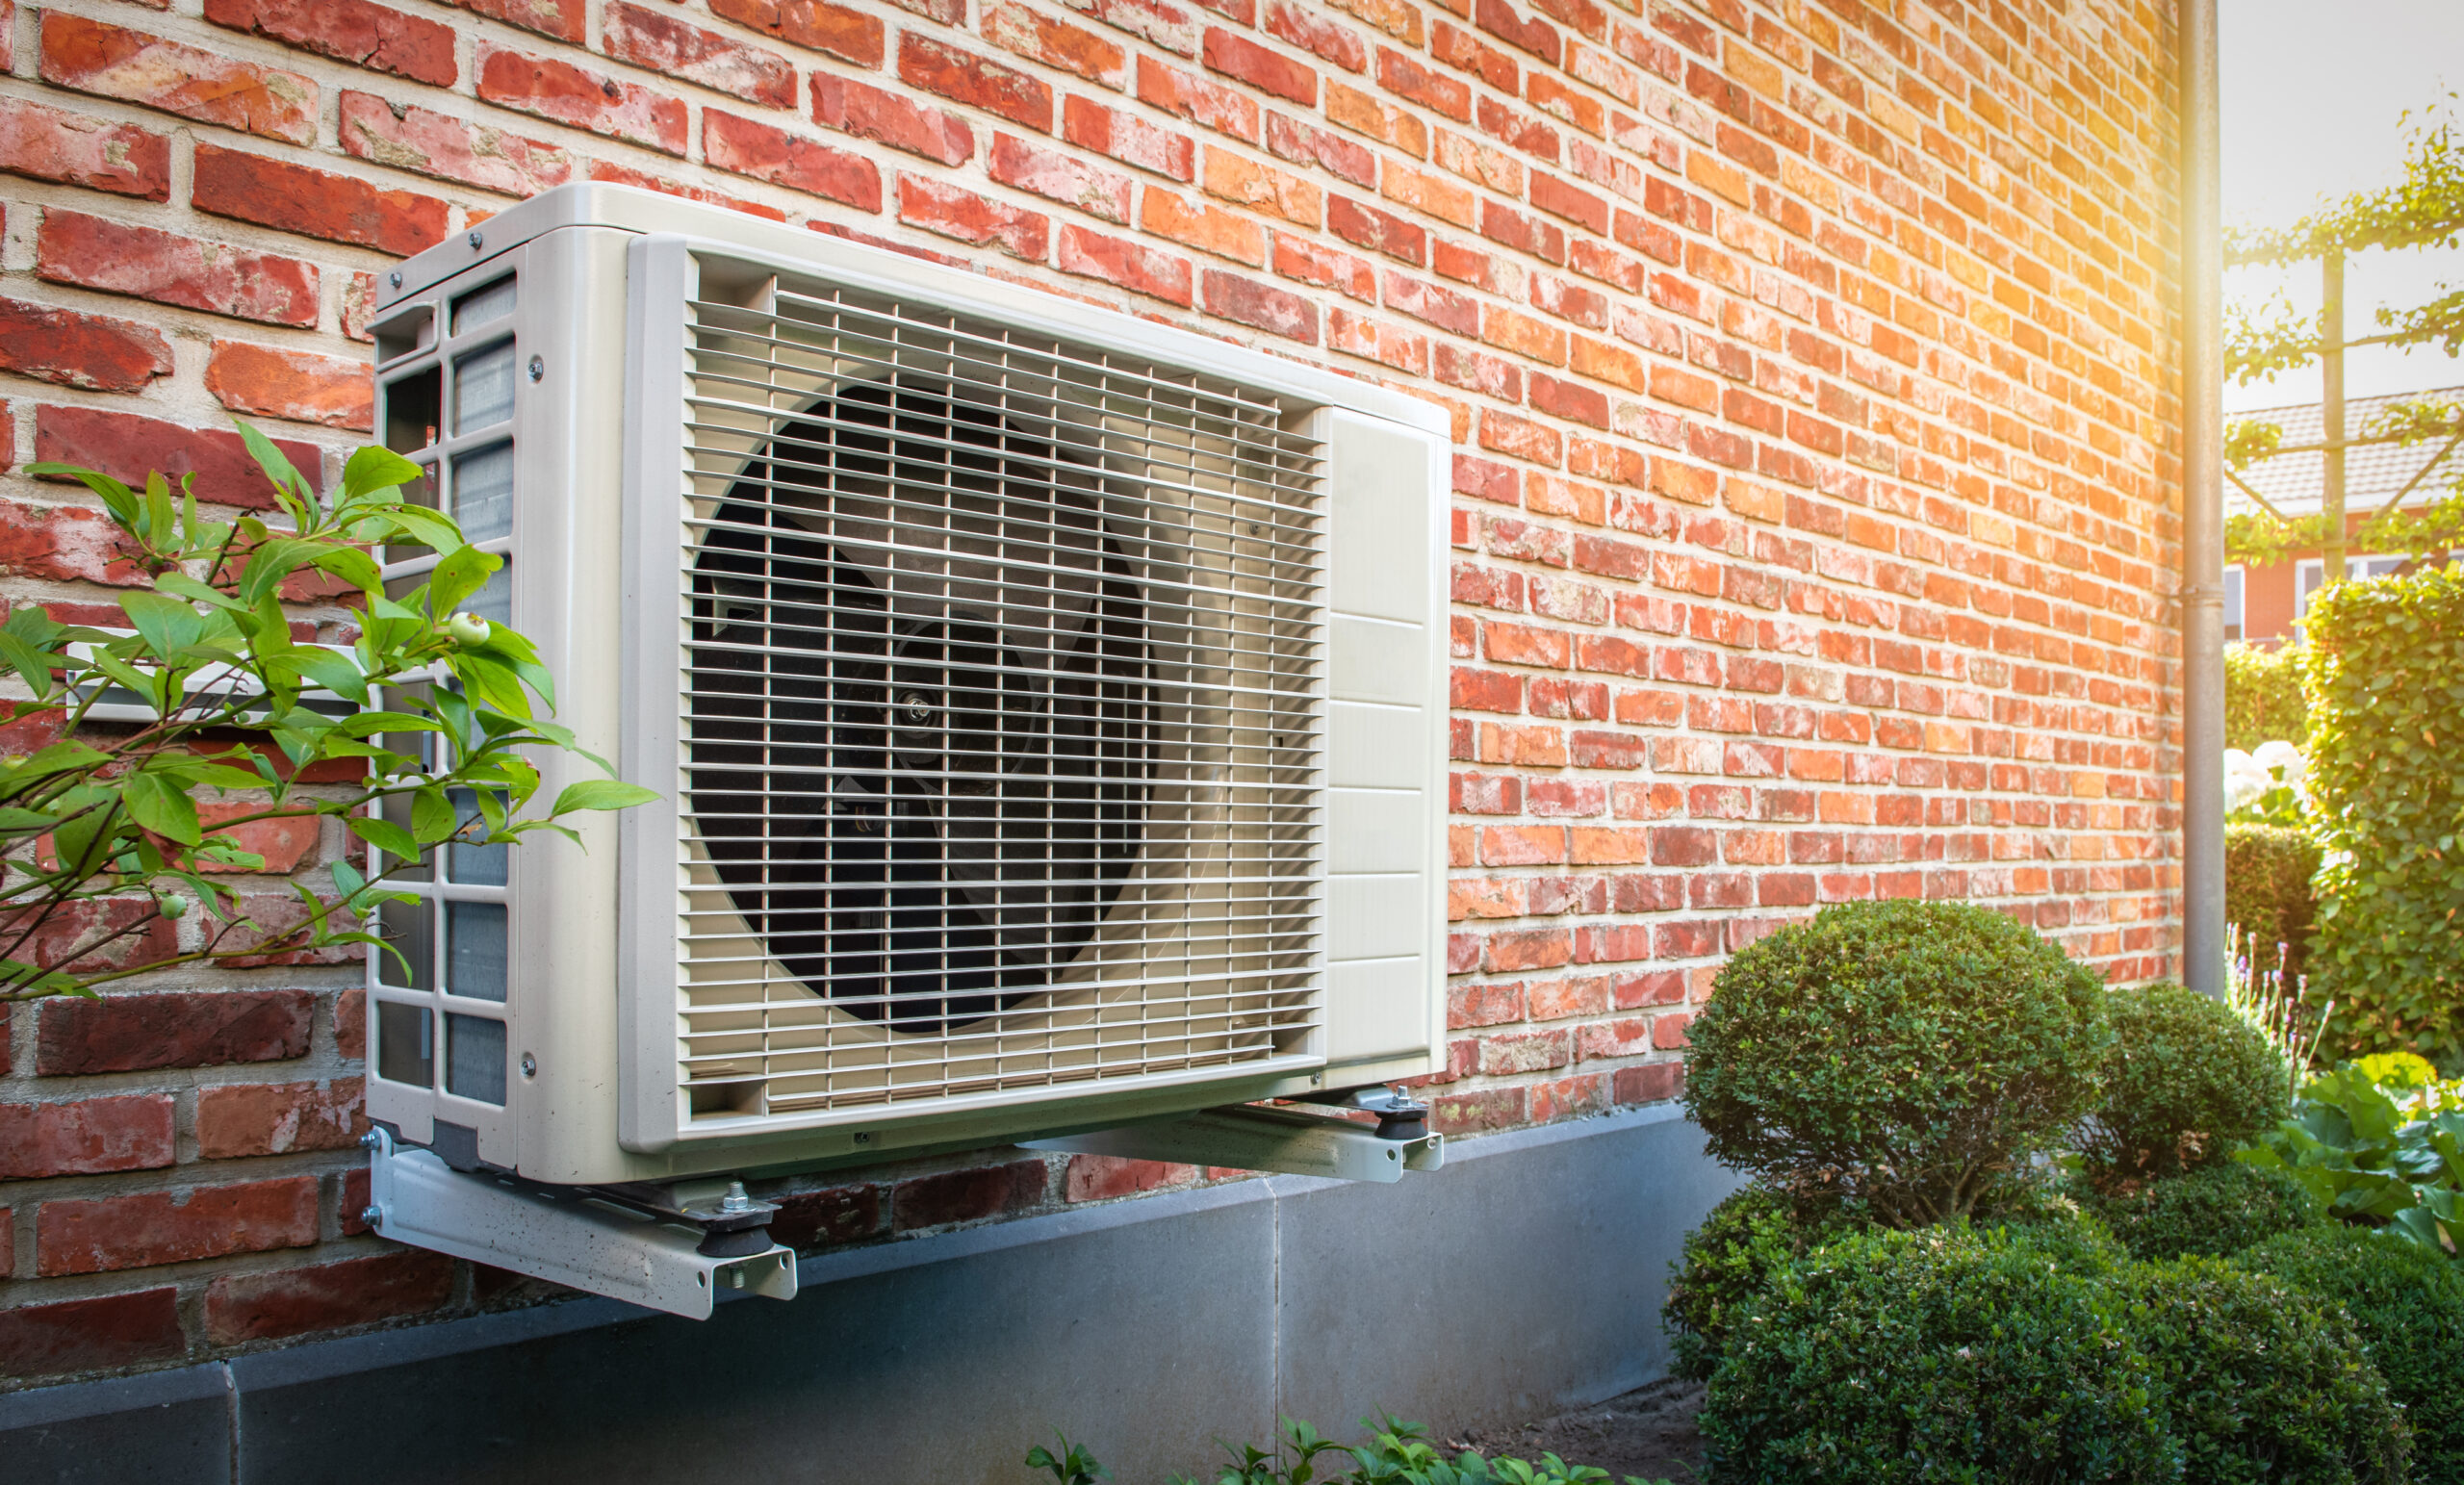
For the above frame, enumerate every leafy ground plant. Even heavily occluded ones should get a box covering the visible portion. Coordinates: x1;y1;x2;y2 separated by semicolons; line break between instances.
1029;1417;1672;1485
0;425;652;1001
2241;1053;2464;1255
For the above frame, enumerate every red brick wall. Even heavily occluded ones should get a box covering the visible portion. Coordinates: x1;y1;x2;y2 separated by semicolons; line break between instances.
0;0;2184;1384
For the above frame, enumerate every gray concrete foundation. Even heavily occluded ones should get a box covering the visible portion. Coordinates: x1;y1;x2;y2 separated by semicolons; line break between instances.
0;1106;1732;1483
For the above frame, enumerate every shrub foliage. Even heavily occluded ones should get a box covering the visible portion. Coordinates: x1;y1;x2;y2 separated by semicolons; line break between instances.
2224;640;2308;750
2243;1223;2464;1484
2080;1162;2320;1262
1660;1186;1847;1382
2302;567;2464;1063
2224;824;2322;982
2079;984;2291;1179
1681;900;2113;1226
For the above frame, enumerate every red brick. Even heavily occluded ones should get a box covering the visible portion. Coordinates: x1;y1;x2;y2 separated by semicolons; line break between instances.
38;211;315;329
205;341;374;431
1070;0;1201;55
37;406;322;508
1433;1086;1527;1134
897;175;1050;260
477;43;688;154
0;1289;185;1378
1327;307;1427;372
192;143;448;255
205;1251;455;1344
704;110;882;209
1267;0;1367;70
0;98;169;200
813;75;974;166
1143;189;1267;265
1058;223;1194;306
1064;1154;1197;1201
1274;235;1375;301
1137;56;1260;141
196;1078;366;1159
1377;47;1471;121
39;1177;320;1276
202;0;456;88
38;988;315;1074
989;133;1131;221
1612;1061;1682;1105
890;1160;1046;1230
0;894;179;970
605;3;795;110
899;34;1055;132
1203;269;1317;342
1328;195;1426;265
767;1183;884;1246
446;0;583;41
339;90;574;196
1475;0;1559;64
984;1;1128;89
587;160;788;220
0;1095;174;1179
1201;27;1317;104
0;297;170;393
1064;94;1194;180
1266;111;1376;186
336;987;367;1062
1202;146;1322;226
40;14;318;145
709;0;884;66
1327;78;1427;153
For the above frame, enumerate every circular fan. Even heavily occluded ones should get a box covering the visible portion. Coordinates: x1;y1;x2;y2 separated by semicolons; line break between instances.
686;380;1153;1036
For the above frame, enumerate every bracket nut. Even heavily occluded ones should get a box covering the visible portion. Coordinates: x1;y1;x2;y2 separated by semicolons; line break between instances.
360;1205;384;1227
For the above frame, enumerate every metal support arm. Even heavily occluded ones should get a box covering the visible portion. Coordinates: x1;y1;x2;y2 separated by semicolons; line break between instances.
1024;1096;1445;1183
362;1128;798;1319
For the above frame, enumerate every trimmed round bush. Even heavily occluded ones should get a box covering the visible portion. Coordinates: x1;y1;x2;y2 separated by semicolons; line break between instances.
2243;1223;2464;1483
1681;900;2114;1226
2083;1161;2321;1262
1661;1186;1849;1382
2125;1256;2409;1485
2081;984;2292;1179
1699;1224;2176;1485
2225;640;2308;750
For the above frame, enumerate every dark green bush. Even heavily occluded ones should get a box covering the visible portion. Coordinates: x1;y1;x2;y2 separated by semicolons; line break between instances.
1699;1224;2175;1485
2225;641;2309;750
2124;1256;2409;1484
1660;1186;1849;1383
2242;1223;2464;1484
2225;824;2323;983
1681;900;2114;1226
2079;983;2292;1179
2303;567;2464;1064
2081;1161;2321;1261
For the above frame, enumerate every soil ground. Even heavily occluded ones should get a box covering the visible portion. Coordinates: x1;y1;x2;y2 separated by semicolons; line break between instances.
1451;1376;1707;1483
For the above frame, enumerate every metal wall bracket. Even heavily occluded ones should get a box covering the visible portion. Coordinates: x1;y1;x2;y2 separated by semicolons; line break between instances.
1024;1095;1445;1183
362;1128;797;1319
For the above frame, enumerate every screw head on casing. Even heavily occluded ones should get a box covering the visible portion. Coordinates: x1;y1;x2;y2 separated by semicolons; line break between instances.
359;1130;383;1150
520;1052;538;1078
360;1206;384;1226
468;230;484;250
527;355;544;383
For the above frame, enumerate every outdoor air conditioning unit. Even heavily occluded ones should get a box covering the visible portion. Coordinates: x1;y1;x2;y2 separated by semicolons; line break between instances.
358;185;1450;1315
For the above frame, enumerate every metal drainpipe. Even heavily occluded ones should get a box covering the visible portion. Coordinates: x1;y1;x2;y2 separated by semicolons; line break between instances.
2179;0;2226;993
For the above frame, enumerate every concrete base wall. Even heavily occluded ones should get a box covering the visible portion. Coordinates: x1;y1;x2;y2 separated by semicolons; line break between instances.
0;1108;1733;1484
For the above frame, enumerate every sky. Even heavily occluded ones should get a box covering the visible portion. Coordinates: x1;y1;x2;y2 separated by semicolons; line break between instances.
2221;0;2464;414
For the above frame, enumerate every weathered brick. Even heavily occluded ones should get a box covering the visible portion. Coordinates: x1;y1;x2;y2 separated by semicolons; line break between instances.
767;1183;884;1246
446;0;583;42
812;75;973;166
605;2;795;110
37;210;305;330
339;92;573;196
1064;1154;1197;1201
36;406;322;508
206;342;374;431
0;1289;185;1378
477;43;688;154
1137;56;1260;141
38;988;315;1074
0;98;170;200
990;133;1131;221
984;1;1128;90
196;1078;366;1158
897;175;1050;260
0;297;171;393
709;0;884;65
41;13;318;145
192;143;449;254
1142;189;1267;265
1202;145;1322;227
704;110;882;209
890;1160;1046;1230
204;1251;454;1344
203;0;456;88
899;34;1054;133
587;160;788;220
1203;269;1317;342
1064;94;1194;180
38;1177;320;1275
1058;224;1194;306
0;1095;175;1180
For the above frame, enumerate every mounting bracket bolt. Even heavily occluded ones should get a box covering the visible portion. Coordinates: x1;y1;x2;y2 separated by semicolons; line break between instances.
360;1205;384;1227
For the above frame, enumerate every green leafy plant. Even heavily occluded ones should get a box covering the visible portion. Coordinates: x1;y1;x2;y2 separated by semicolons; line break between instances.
1681;900;2114;1226
1028;1415;1671;1485
1698;1223;2176;1484
2226;826;2324;993
0;427;654;1001
2077;1161;2322;1262
2241;1053;2464;1256
2223;643;2309;750
2300;566;2464;1063
1027;1432;1112;1485
2122;1256;2409;1485
2078;984;2292;1181
2242;1222;2464;1483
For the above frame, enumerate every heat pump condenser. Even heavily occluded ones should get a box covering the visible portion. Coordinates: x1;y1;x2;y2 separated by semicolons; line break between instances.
360;185;1450;1231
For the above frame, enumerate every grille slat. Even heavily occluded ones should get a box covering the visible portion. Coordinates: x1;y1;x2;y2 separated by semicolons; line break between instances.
669;265;1324;1114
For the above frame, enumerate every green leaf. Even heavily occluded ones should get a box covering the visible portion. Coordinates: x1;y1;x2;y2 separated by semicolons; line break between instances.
0;631;57;698
342;446;425;503
550;780;660;815
120;589;203;658
427;544;500;621
235;537;322;607
121;770;202;845
25;464;139;525
347;812;423;863
234;420;314;508
409;786;454;845
152;573;246;613
290;647;369;704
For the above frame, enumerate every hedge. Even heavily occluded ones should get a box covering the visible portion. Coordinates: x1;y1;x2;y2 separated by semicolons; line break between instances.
2224;641;2307;750
2303;567;2464;1064
2223;824;2321;983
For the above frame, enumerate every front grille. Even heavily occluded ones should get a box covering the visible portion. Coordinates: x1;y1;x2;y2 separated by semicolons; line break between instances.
664;263;1327;1115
